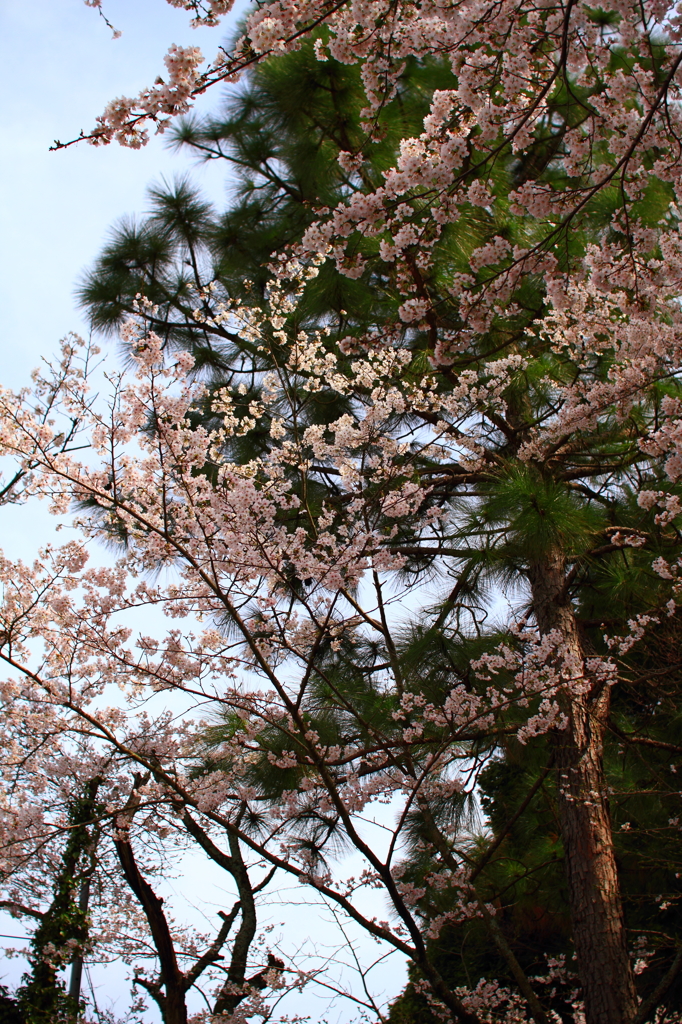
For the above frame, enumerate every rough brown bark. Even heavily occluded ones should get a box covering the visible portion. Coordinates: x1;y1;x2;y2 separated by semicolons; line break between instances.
528;549;638;1024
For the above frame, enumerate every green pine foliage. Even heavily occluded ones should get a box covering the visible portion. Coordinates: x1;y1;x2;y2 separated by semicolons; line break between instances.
78;39;451;373
81;29;682;1023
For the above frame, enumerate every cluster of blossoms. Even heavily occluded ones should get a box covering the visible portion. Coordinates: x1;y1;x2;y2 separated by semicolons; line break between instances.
88;44;205;147
15;0;682;1020
0;209;678;1012
165;0;236;27
0;324;521;1022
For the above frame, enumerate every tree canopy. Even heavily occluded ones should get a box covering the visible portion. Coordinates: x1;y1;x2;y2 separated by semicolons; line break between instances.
0;2;681;1024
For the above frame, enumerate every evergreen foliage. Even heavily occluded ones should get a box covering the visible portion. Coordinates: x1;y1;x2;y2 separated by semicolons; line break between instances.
75;26;682;1024
79;39;443;373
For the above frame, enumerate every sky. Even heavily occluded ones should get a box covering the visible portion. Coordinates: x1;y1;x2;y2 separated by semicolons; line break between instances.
0;3;408;1017
0;0;253;390
0;0;247;574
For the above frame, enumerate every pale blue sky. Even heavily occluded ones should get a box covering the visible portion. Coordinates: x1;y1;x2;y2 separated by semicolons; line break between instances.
0;0;251;388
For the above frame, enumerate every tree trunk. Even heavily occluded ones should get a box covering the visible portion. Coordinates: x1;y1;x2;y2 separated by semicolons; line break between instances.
162;988;189;1024
68;874;90;1007
115;836;188;1024
528;550;638;1024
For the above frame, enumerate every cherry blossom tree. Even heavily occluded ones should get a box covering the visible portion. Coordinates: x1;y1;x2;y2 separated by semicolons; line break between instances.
0;543;289;1024
2;0;682;1022
0;238;680;1024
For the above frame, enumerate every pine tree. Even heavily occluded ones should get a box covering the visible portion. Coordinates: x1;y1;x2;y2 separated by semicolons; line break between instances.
78;39;444;373
75;25;682;1024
